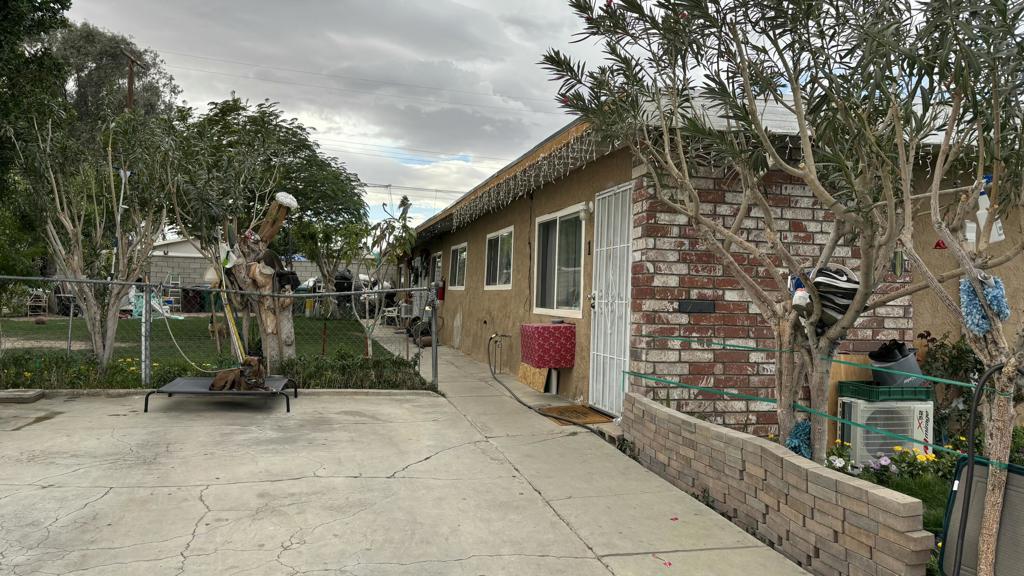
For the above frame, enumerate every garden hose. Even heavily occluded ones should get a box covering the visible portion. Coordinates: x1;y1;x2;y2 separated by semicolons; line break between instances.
486;334;604;436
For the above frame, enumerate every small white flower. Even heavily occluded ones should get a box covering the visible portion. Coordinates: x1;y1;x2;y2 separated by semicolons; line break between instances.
833;457;846;468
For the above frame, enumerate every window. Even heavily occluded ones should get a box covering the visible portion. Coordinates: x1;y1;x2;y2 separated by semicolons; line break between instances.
534;205;584;317
448;243;467;289
429;252;442;285
485;226;513;289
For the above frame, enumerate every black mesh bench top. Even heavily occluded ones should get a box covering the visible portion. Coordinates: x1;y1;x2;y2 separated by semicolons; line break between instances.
145;376;298;413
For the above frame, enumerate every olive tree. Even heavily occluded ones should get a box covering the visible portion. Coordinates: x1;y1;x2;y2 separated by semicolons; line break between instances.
12;112;171;368
7;23;177;370
545;3;1022;568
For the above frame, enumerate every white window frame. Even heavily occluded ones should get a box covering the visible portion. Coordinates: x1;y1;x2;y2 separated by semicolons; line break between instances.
448;242;467;290
484;225;514;291
532;203;586;319
429;252;442;286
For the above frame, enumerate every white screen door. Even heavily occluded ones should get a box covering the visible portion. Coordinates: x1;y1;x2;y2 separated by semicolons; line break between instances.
589;183;633;415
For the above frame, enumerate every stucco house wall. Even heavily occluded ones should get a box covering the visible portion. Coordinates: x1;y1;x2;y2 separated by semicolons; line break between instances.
421;149;633;402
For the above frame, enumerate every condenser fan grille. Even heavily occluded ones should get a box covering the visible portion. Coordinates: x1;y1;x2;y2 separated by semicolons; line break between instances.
859;407;914;463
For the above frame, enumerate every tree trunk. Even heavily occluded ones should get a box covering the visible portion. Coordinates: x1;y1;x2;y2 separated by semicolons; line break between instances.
775;318;799;442
976;360;1021;576
99;302;120;369
808;353;833;463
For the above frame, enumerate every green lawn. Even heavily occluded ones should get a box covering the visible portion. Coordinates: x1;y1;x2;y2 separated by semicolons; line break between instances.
0;314;389;364
0;314;429;391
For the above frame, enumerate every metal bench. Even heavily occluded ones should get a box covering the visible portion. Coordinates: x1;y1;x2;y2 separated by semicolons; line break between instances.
144;376;298;413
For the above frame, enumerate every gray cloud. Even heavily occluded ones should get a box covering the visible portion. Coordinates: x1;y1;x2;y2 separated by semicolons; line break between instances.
68;0;602;215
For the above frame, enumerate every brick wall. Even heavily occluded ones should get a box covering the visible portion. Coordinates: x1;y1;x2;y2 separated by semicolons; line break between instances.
629;174;914;435
623;392;934;576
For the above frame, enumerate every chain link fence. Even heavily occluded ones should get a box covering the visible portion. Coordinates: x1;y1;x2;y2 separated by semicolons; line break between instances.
0;276;437;391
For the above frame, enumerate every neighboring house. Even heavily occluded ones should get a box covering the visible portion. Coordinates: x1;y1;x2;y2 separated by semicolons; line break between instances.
412;119;913;431
148;237;391;288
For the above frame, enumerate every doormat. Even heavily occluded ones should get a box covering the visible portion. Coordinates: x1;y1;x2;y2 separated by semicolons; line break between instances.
538;404;613;426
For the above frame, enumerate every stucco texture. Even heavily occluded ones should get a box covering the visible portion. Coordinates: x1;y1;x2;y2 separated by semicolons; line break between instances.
911;210;1024;340
423;149;633;404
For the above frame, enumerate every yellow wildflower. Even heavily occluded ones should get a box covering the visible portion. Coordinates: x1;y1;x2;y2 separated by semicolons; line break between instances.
844;442;851;447
944;445;953;449
917;454;927;462
835;439;842;444
926;453;937;461
959;436;967;441
23;371;31;378
893;446;903;452
912;447;921;453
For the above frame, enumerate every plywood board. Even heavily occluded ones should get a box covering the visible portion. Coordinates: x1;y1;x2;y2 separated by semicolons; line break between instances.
828;354;873;445
517;363;548;393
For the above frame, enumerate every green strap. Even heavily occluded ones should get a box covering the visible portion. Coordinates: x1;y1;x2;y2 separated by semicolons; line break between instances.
642;335;792;353
624;370;1010;469
623;370;778;403
640;334;1012;396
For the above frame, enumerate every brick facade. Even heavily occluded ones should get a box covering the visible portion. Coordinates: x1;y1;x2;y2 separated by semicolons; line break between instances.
623;393;933;576
628;174;914;436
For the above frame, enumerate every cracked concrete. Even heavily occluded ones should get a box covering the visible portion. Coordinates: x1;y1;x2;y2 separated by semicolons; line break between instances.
0;343;807;575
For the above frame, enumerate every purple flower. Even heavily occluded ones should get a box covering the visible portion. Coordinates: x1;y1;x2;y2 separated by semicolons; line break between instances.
879;456;891;466
869;459;881;470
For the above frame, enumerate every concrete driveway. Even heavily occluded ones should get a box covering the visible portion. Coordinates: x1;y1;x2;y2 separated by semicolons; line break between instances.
0;349;807;575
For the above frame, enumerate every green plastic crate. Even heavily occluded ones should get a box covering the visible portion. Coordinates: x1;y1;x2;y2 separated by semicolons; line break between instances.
838;380;933;402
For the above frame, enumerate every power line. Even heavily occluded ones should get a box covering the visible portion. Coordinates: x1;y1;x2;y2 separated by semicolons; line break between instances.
314;136;514;162
318;146;505;166
364;183;467;196
165;64;565;117
157;48;553;104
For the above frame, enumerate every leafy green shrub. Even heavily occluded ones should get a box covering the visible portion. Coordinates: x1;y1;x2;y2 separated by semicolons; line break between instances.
918;331;982;439
280;350;432;391
1013;426;1024;466
886;473;949;535
0;348;433;391
0;350;220;389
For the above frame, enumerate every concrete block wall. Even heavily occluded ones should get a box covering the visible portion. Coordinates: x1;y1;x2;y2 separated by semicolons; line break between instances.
147;256;321;287
623;392;934;576
628;174;914;435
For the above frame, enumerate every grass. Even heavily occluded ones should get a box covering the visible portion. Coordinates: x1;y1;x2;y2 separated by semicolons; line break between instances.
0;314;387;363
885;473;951;535
0;314;429;391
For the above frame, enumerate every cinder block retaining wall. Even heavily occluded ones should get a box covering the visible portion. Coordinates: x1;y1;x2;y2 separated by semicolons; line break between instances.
622;392;934;576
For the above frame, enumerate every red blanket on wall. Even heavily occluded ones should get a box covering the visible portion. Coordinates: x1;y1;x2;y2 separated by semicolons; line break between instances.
520;323;575;369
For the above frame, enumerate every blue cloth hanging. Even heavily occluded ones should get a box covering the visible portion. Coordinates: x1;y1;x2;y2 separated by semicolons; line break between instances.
960;276;1011;335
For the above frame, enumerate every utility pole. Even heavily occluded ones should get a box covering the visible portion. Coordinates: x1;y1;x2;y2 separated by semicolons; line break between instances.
120;47;144;110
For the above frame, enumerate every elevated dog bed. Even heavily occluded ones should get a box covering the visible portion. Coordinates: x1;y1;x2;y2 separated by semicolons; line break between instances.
144;376;298;413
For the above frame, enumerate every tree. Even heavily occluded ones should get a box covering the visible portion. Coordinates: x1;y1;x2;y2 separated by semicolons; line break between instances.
285;151;368;307
355;196;415;357
0;0;70;275
13;111;172;368
7;23;178;370
546;2;1022;569
172;98;319;368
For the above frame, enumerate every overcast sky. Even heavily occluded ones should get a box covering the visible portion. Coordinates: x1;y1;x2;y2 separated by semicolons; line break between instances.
68;1;599;226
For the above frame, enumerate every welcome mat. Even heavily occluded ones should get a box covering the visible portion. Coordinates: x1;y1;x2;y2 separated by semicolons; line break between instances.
538;404;613;426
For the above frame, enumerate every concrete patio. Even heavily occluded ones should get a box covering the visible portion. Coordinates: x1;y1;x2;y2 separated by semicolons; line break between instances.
0;344;808;575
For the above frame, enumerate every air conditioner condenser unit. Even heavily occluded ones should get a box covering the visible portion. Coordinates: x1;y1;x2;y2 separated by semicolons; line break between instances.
838;398;933;466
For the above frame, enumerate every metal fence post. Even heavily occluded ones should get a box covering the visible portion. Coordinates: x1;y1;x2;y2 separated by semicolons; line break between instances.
141;283;152;388
430;284;438;389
